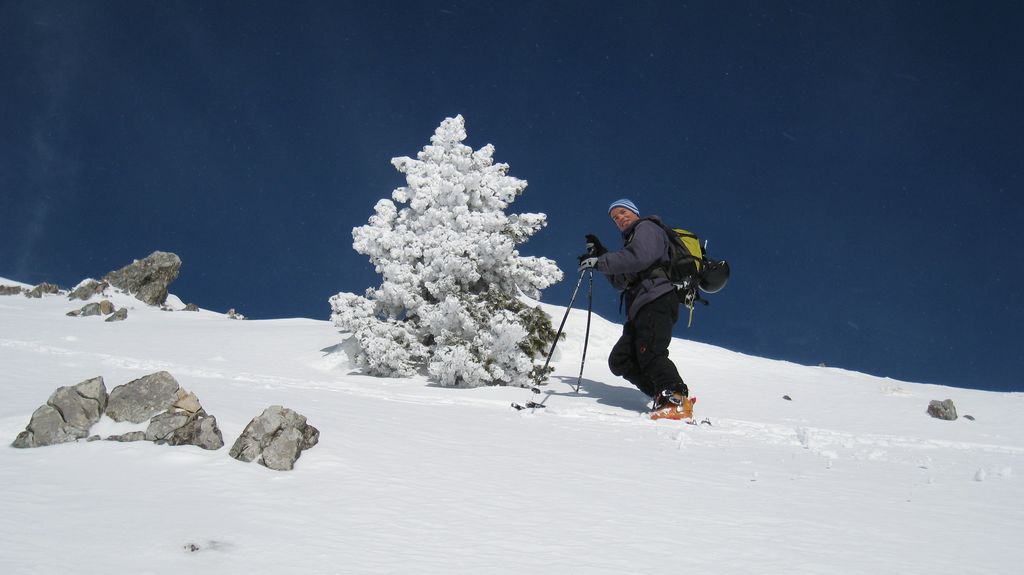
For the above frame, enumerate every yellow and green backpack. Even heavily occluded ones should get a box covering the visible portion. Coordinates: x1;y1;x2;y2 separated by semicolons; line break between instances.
643;218;731;326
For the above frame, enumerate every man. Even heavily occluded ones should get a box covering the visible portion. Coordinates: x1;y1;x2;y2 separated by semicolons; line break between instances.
578;198;692;418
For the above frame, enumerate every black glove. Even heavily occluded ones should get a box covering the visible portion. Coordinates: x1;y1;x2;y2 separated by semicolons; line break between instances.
585;234;608;256
578;234;607;263
578;257;599;272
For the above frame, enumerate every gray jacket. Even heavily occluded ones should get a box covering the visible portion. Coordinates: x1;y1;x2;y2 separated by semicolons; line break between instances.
596;216;676;320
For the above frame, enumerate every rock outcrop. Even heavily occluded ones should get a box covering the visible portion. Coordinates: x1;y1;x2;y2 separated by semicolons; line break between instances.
10;373;321;463
1;285;25;296
25;282;62;298
104;371;223;449
103;251;181;306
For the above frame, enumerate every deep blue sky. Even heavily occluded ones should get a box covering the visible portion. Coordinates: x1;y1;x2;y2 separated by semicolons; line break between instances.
2;1;1021;392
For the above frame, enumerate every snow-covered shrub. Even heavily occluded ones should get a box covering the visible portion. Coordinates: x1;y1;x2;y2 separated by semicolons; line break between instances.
330;115;562;387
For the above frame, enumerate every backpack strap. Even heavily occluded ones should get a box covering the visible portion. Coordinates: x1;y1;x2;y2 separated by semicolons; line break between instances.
627;217;675;283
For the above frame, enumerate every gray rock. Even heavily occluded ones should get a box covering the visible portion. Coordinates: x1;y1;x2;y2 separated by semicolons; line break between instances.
927;399;958;421
106;431;148;442
12;406;83;447
105;307;128;322
68;279;109;301
11;376;108;448
146;412;224;450
106;371;182;423
146;412;192;442
183;303;200;312
189;415;225;450
25;282;61;298
105;373;222;449
1;285;24;296
67;302;106;317
227;308;246;320
229;405;319;471
12;371;223;451
49;376;108;429
103;251;181;306
262;427;306;471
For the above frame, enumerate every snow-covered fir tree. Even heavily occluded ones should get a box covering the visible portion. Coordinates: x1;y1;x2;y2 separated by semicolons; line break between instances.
330;115;563;387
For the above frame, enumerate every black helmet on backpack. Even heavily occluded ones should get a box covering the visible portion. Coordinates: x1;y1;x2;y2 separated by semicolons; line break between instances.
699;259;730;294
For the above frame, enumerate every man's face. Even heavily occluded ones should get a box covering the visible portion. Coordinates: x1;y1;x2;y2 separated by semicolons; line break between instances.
610;207;639;232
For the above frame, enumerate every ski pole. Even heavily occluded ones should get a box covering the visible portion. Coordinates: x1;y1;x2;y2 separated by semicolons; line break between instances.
539;268;587;376
514;269;588;410
574;269;593;393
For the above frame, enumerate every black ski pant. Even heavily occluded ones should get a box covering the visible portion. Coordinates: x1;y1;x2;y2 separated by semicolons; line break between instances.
608;290;687;399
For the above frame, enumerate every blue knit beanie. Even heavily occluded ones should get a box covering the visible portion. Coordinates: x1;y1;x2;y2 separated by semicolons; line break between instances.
608;198;639;216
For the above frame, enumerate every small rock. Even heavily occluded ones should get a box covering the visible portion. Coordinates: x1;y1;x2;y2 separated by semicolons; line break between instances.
182;540;231;553
1;285;25;296
964;414;976;421
229;406;319;471
68;279;109;301
783;395;792;401
105;308;128;322
173;391;203;415
147;412;224;450
184;303;199;312
106;431;148;442
926;399;958;421
67;302;104;317
145;412;191;442
227;308;246;320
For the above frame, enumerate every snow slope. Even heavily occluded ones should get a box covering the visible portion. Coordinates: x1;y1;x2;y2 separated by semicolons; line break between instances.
1;277;1021;574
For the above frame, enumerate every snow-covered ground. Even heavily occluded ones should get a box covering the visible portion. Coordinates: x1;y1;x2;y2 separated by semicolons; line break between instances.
1;276;1021;574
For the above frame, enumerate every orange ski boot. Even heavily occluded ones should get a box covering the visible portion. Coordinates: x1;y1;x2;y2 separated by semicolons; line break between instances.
650;390;695;421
